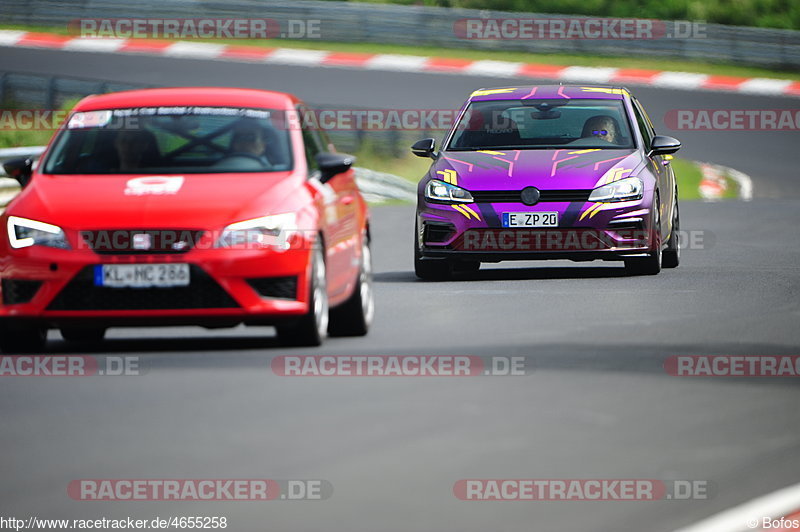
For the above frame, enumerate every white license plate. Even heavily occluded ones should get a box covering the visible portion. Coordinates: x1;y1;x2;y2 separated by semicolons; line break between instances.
95;264;190;288
502;212;559;228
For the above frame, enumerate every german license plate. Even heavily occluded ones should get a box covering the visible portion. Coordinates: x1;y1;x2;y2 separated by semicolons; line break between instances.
94;264;190;288
502;212;559;228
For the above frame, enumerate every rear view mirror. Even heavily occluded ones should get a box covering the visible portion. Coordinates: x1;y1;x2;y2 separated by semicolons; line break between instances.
316;152;354;183
411;138;437;159
2;158;33;187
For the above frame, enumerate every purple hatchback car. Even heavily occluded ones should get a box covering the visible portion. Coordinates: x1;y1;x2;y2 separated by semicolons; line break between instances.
413;85;682;280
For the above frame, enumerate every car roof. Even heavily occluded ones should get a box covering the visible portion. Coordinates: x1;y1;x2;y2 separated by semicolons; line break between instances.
468;85;630;102
72;87;301;112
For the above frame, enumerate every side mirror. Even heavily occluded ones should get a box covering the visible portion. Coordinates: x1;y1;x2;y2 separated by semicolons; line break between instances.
411;138;437;159
2;158;34;187
316;152;354;183
650;135;681;156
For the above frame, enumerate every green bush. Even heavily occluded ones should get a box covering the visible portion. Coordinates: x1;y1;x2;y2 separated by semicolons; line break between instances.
343;0;800;29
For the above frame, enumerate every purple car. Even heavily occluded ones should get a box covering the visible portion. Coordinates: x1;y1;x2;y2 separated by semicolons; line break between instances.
413;85;681;279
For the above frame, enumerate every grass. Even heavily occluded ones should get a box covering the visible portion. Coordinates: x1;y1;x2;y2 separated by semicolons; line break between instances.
2;23;799;81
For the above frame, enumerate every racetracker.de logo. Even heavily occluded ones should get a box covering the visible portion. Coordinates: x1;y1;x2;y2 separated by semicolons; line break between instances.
453;479;711;501
453;18;705;40
68;18;322;40
271;355;528;376
665;356;800;377
0;356;141;377
68;479;333;501
664;109;800;130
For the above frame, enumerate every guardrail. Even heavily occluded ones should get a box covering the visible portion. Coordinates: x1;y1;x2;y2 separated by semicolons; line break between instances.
1;0;799;68
0;71;435;158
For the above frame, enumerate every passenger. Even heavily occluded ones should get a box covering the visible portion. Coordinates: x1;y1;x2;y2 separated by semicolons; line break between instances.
114;129;161;172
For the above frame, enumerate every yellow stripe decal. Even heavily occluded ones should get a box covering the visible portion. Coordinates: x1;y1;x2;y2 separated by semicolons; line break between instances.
471;88;517;97
451;204;471;219
436;169;458;185
461;205;481;221
579;203;601;221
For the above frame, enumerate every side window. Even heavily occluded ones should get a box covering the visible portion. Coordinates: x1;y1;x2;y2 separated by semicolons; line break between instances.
631;99;654;150
297;106;324;174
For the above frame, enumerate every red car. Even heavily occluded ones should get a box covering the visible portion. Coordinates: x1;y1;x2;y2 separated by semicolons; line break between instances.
0;87;373;351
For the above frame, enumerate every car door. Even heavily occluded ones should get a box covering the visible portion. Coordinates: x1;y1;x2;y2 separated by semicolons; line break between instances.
632;97;675;240
298;108;356;298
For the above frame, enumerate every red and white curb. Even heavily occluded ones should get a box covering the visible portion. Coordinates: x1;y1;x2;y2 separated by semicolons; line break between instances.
674;482;800;532
698;162;754;201
1;30;799;98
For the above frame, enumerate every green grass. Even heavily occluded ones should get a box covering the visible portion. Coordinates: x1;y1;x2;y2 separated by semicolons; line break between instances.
2;23;799;81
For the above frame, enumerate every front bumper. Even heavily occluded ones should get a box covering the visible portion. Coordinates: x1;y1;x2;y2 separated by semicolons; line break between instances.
0;239;313;328
417;197;655;262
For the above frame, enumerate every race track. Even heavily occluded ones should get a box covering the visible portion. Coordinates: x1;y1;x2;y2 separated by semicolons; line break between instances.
1;46;799;532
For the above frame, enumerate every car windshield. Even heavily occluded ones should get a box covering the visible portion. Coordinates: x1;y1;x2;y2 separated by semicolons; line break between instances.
42;107;293;174
447;98;635;151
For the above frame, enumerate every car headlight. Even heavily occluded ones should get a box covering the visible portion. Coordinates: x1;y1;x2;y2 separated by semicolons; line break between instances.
588;177;644;203
424;179;474;204
215;213;298;251
7;216;70;249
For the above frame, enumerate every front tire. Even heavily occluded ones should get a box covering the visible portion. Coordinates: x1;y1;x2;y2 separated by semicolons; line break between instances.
0;321;47;353
662;193;680;269
329;235;375;337
276;245;328;346
61;327;106;343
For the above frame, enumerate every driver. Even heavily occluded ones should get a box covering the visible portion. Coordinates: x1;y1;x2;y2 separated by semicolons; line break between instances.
581;115;621;144
229;120;270;164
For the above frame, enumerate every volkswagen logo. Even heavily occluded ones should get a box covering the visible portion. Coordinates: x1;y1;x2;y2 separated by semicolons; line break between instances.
520;186;541;206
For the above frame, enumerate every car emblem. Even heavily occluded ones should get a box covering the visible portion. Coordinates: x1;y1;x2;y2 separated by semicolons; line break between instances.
172;241;189;251
132;233;152;251
520;186;541;206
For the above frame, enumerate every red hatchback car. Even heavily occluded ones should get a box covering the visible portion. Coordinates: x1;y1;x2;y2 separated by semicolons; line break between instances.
0;88;373;351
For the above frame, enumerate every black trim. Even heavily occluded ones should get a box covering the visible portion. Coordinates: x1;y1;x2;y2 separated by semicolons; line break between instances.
2;279;43;305
47;265;239;311
470;189;591;203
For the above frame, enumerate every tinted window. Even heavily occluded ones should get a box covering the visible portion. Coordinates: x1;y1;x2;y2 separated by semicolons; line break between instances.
42;107;293;174
447;99;634;150
631;99;655;149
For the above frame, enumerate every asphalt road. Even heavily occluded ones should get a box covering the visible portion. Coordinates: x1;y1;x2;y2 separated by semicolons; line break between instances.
1;46;799;532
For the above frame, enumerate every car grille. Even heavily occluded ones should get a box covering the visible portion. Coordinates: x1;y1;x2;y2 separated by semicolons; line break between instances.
47;266;239;311
80;230;204;255
470;190;592;203
2;279;43;305
247;276;298;300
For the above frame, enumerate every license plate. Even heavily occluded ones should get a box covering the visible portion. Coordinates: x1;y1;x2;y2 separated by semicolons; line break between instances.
502;212;559;228
94;264;190;288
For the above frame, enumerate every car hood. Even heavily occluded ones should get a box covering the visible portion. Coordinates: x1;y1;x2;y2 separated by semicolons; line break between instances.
12;172;300;230
432;149;644;190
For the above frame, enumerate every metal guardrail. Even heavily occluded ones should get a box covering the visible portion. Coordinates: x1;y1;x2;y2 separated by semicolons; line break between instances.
0;71;436;158
1;0;799;68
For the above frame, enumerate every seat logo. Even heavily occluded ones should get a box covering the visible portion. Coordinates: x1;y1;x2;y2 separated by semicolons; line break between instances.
124;176;184;196
132;233;152;250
